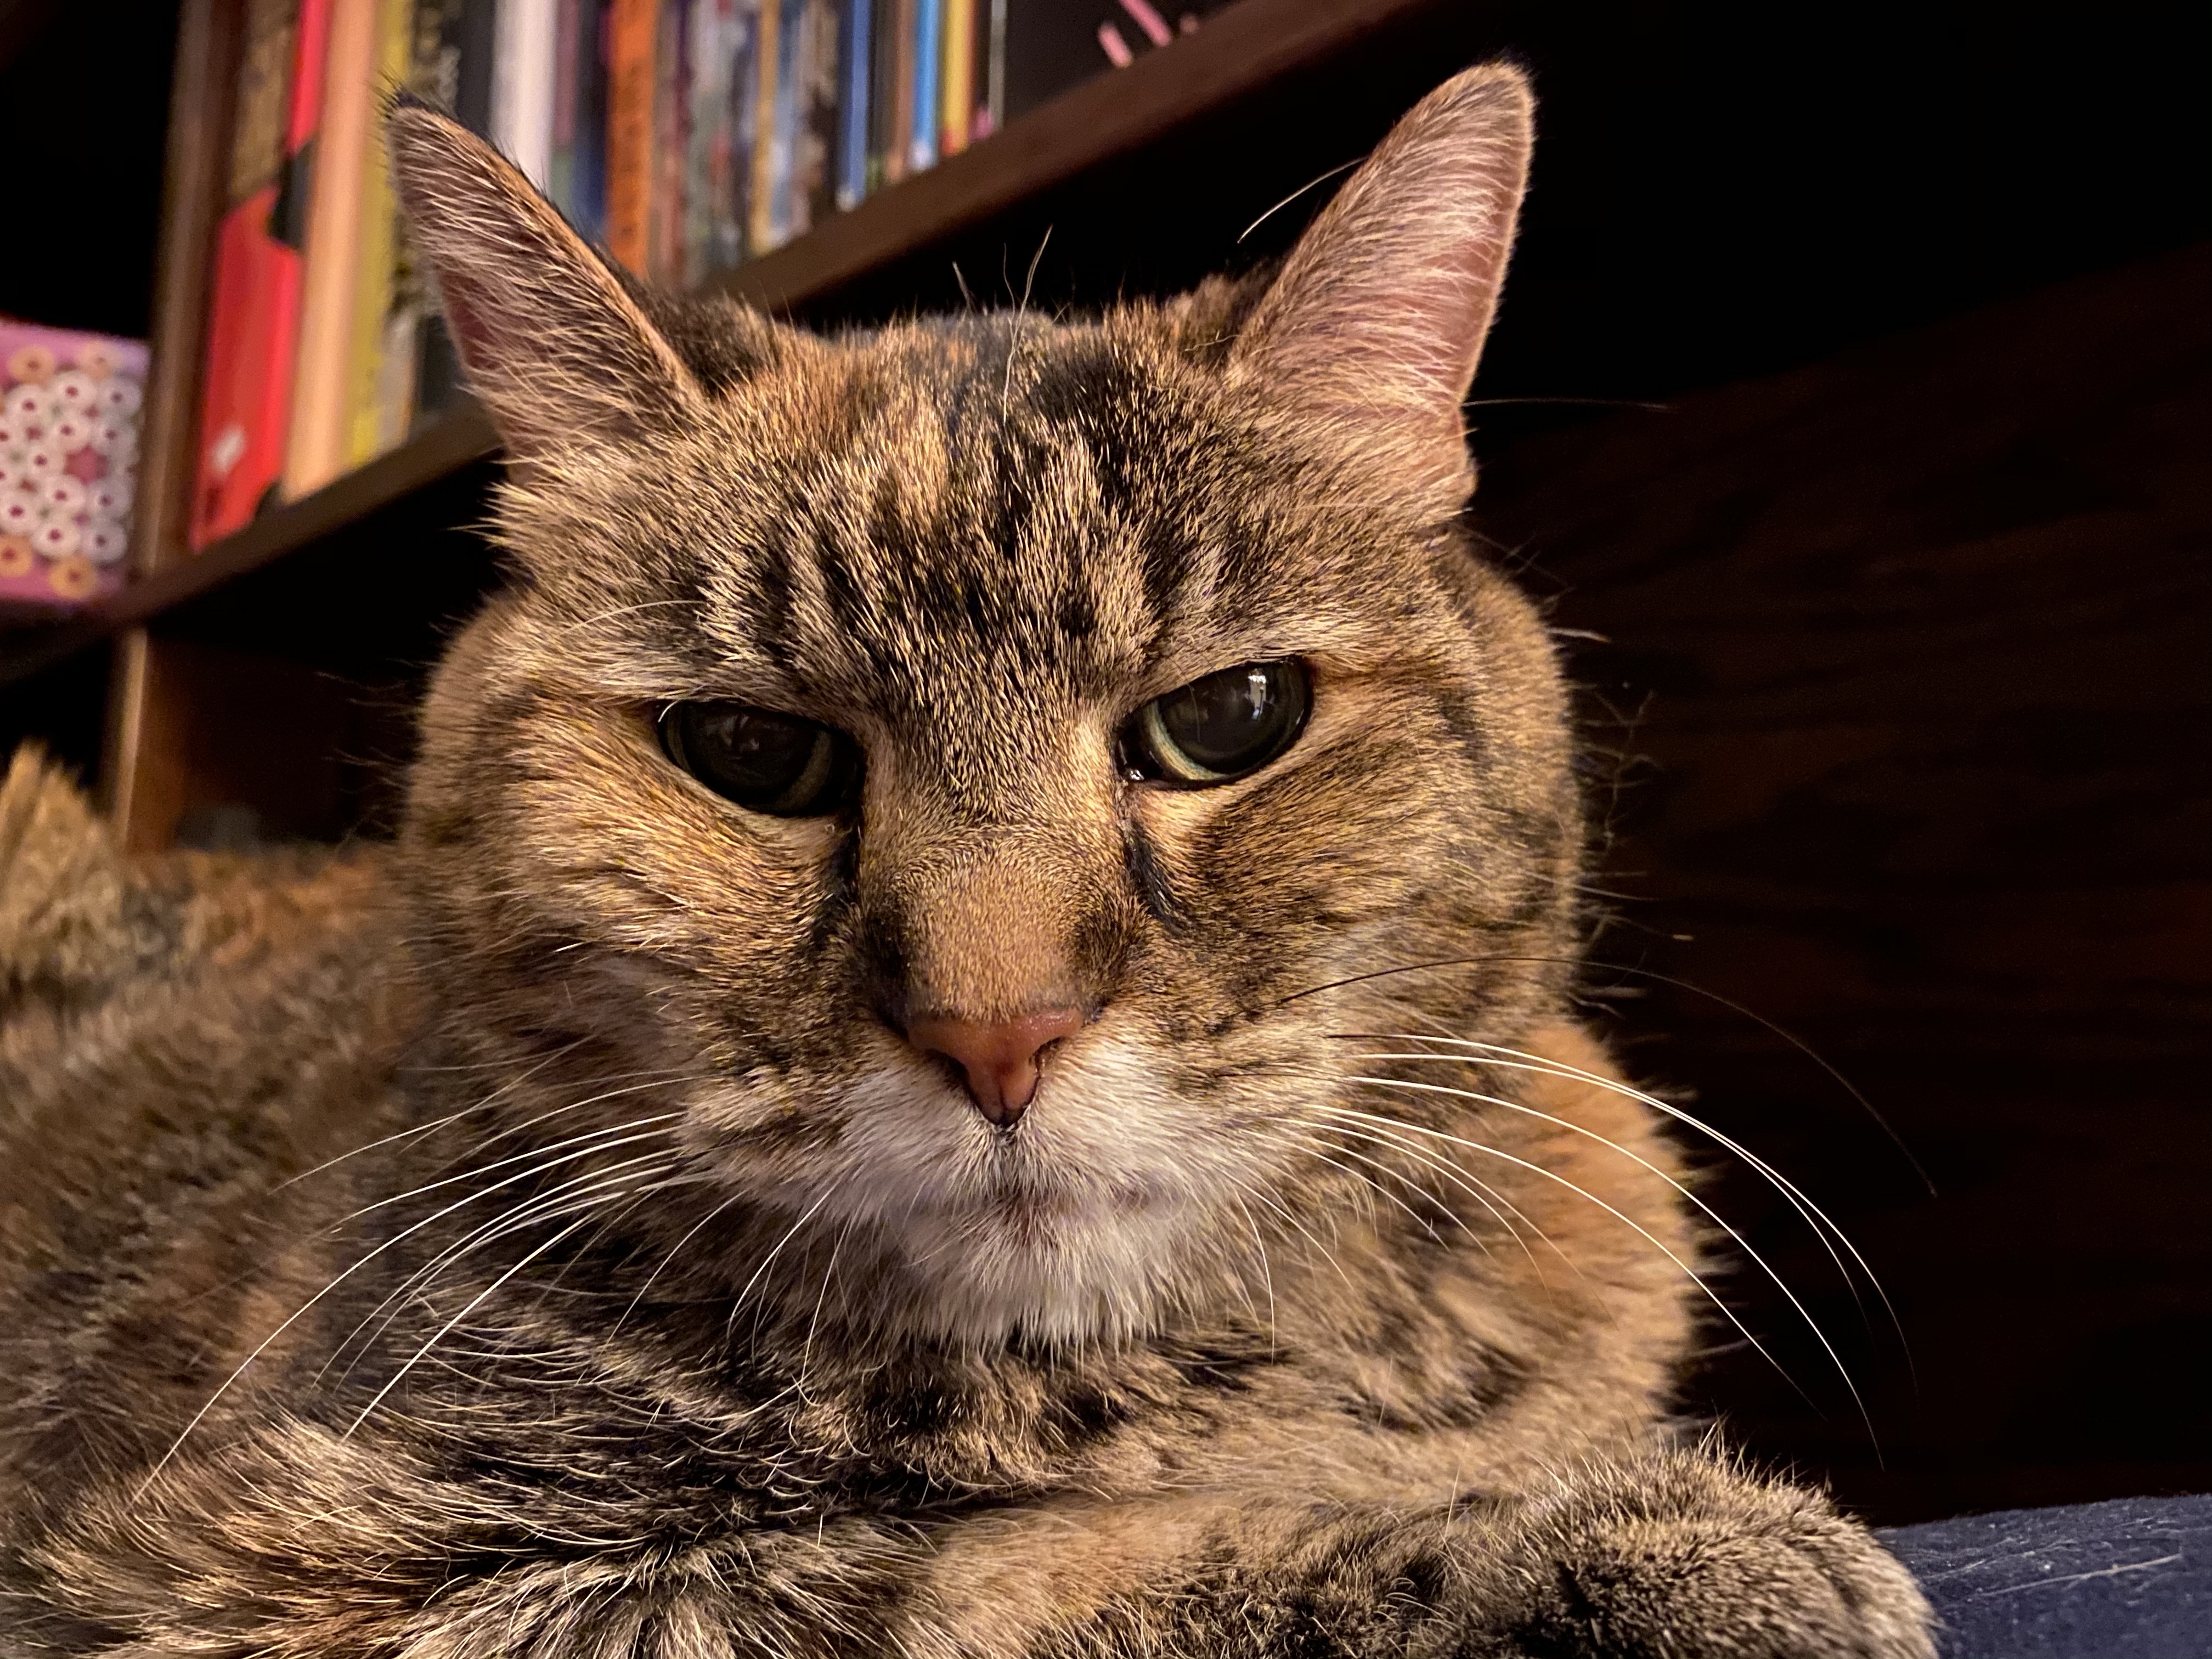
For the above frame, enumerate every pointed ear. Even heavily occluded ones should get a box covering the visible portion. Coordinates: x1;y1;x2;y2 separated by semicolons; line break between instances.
1231;64;1533;510
386;99;707;458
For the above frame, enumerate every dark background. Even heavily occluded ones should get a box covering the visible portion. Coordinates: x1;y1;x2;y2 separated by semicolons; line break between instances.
3;0;2206;1523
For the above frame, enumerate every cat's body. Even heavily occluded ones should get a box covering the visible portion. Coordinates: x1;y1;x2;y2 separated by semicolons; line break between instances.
0;67;1934;1657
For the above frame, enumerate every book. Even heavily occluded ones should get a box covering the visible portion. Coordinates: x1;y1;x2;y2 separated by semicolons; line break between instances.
0;319;148;610
648;0;689;281
549;0;580;211
938;0;970;157
975;0;1002;138
343;0;417;467
451;0;499;131
744;0;778;251
789;0;839;239
283;0;377;501
492;0;559;190
569;0;611;240
906;0;938;172
405;0;488;424
871;0;909;187
684;0;758;277
722;0;763;258
833;0;870;210
187;0;307;549
603;0;658;272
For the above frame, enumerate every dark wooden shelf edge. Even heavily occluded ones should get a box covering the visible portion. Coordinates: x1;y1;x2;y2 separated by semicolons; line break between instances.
1;403;497;689
723;0;1440;313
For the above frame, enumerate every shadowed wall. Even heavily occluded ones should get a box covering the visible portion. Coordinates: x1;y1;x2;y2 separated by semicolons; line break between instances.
1474;245;2211;1522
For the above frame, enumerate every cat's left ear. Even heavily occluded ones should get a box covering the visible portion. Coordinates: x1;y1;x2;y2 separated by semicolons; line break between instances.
1230;64;1533;512
387;99;707;458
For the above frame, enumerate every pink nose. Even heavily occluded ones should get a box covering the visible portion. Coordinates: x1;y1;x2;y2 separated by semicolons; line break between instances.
906;1008;1086;1126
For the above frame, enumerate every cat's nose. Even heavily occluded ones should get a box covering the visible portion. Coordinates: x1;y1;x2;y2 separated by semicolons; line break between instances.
905;1008;1087;1127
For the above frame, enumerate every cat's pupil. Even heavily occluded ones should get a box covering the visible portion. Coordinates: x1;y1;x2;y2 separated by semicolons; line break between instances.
660;702;857;816
1125;660;1312;786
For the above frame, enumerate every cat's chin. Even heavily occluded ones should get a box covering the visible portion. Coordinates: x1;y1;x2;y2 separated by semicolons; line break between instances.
715;1037;1269;1348
878;1195;1206;1349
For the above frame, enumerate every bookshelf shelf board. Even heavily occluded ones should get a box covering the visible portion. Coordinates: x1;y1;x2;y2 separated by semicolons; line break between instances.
0;0;1442;693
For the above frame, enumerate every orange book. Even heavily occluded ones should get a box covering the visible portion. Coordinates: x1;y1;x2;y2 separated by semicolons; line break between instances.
939;0;972;156
746;0;781;254
605;0;659;274
282;0;376;498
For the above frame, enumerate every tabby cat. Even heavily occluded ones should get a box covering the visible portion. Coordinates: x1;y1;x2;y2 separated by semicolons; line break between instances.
0;66;1934;1657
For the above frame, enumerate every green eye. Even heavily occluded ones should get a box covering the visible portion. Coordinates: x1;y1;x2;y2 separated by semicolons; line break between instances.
659;702;860;817
1121;660;1312;787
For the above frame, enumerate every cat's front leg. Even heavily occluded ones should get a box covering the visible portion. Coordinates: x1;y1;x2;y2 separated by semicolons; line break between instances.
1483;1446;1934;1659
893;1454;1933;1659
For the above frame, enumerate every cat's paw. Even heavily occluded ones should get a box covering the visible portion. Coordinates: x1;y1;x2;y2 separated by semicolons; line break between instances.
1491;1449;1934;1658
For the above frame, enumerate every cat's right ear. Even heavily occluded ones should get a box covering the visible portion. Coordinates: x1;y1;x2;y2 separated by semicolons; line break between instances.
386;99;707;459
1229;64;1533;515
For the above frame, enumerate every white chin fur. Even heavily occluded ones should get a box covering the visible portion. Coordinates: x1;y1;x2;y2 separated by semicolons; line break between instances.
747;1031;1266;1348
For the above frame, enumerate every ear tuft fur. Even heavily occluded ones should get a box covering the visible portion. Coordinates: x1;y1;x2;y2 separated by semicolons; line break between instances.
386;104;707;456
1232;64;1534;511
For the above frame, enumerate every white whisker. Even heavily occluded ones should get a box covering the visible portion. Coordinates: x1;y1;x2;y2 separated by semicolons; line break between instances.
1312;1100;1830;1425
1332;1034;1905;1350
345;1209;611;1438
320;1150;691;1381
343;1110;686;1222
1339;1065;1876;1443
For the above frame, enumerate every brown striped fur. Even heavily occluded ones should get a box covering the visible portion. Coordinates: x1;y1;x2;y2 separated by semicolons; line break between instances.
0;67;1931;1657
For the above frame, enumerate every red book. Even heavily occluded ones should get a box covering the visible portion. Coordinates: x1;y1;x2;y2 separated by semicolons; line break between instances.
189;0;330;550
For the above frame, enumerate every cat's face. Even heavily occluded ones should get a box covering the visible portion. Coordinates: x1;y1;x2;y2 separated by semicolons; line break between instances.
393;69;1577;1345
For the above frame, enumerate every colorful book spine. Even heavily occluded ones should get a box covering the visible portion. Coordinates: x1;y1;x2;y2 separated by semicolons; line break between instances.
834;0;870;210
790;0;838;238
721;0;761;258
570;0;611;240
603;0;657;271
684;0;754;276
284;0;376;500
976;0;1002;138
765;0;800;250
744;0;779;251
407;0;488;422
493;0;559;189
549;0;582;210
937;0;969;157
343;0;416;467
188;0;309;549
906;0;937;172
452;0;499;131
649;0;690;281
872;0;909;187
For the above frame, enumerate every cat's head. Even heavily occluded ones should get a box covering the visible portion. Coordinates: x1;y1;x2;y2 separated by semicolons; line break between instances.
390;66;1581;1347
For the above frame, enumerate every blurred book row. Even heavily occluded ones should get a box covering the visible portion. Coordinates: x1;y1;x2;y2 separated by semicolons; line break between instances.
189;0;1228;554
